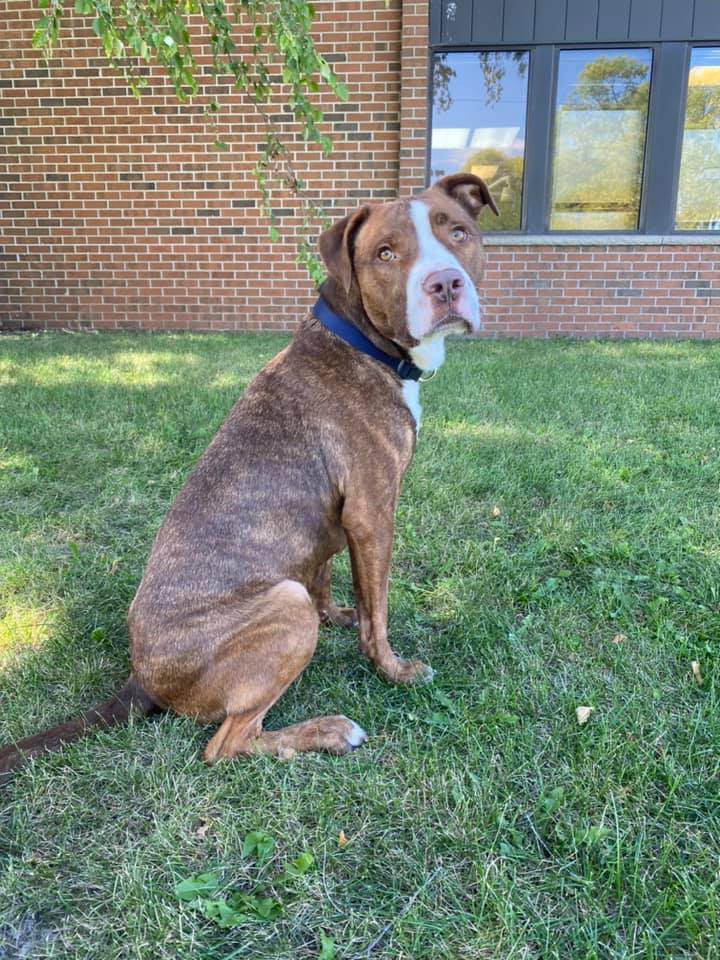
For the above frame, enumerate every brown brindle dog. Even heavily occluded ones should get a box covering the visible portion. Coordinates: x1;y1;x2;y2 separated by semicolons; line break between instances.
0;173;497;774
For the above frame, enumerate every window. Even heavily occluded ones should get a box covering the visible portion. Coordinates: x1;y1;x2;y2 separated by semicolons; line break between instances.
549;49;652;231
430;51;529;231
429;0;720;235
676;47;720;230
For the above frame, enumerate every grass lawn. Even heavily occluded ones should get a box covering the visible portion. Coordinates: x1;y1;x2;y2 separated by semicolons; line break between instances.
0;331;719;960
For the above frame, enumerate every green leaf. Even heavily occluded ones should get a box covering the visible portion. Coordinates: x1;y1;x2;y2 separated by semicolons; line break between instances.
201;898;249;927
252;896;283;920
318;932;336;959
174;871;221;901
425;711;450;729
226;891;283;921
289;851;314;875
431;688;456;712
279;850;314;881
539;786;565;817
74;0;94;14
582;825;611;846
241;830;275;864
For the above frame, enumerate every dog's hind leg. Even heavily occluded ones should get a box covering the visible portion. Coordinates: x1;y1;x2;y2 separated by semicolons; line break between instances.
202;579;366;763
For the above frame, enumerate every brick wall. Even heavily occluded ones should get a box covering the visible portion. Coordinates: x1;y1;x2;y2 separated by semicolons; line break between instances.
482;243;720;339
2;0;719;338
398;0;429;196
1;0;405;332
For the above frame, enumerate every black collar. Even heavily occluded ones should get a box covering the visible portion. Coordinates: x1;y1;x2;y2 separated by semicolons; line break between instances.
312;297;423;382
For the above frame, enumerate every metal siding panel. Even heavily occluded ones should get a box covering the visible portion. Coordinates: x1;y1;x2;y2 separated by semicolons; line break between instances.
566;0;600;41
693;0;720;38
641;42;689;233
660;0;694;40
628;0;662;40
471;0;503;42
523;44;555;231
503;0;536;42
535;0;567;41
597;0;631;39
441;0;473;43
430;0;443;44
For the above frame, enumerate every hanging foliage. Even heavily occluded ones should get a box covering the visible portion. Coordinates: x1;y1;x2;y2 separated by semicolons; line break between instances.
32;0;348;283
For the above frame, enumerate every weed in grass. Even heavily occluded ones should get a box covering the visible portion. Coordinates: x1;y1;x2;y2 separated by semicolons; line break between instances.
173;836;314;930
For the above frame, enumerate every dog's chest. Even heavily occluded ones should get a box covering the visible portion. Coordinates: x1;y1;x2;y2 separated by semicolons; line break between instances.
401;380;421;431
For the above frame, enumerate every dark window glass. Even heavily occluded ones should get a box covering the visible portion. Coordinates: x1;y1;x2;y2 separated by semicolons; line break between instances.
549;49;653;231
676;48;720;231
430;51;530;231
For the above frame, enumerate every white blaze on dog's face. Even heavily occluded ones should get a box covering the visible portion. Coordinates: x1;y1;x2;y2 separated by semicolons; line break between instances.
319;173;498;373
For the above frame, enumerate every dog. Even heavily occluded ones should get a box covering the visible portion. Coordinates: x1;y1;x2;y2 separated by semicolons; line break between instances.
0;173;497;774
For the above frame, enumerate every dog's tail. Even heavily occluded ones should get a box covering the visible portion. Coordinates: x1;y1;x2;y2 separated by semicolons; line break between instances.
0;676;159;779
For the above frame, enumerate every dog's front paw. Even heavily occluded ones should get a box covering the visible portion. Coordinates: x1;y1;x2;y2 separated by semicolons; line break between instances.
315;715;368;754
382;658;434;685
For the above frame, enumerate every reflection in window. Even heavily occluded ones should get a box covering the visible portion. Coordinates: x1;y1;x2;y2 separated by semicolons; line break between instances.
549;49;652;231
430;51;529;231
676;48;720;231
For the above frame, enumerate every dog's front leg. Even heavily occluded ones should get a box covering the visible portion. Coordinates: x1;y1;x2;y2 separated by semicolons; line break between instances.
344;515;432;684
310;558;358;629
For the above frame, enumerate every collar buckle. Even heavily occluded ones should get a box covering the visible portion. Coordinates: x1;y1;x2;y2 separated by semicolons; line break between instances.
396;359;423;382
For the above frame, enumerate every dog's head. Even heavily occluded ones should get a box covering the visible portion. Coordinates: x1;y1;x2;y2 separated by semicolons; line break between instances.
318;173;498;368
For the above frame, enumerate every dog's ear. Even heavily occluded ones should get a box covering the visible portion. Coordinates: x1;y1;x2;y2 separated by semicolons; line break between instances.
318;205;372;293
430;173;499;219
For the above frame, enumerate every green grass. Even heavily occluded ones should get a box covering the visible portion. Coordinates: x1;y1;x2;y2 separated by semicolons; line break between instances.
1;332;719;960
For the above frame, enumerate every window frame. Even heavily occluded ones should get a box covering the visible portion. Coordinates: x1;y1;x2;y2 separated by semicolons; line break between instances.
427;39;717;237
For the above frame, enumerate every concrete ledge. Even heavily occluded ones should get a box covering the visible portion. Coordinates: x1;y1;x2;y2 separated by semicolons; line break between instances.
483;233;720;246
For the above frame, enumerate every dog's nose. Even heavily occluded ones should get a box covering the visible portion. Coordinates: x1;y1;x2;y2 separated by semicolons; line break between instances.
422;268;465;305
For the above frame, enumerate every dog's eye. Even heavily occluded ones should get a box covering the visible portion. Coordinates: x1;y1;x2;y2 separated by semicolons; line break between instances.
378;246;394;262
451;227;467;242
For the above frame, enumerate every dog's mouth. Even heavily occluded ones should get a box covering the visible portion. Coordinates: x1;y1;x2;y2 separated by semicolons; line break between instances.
432;312;473;334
